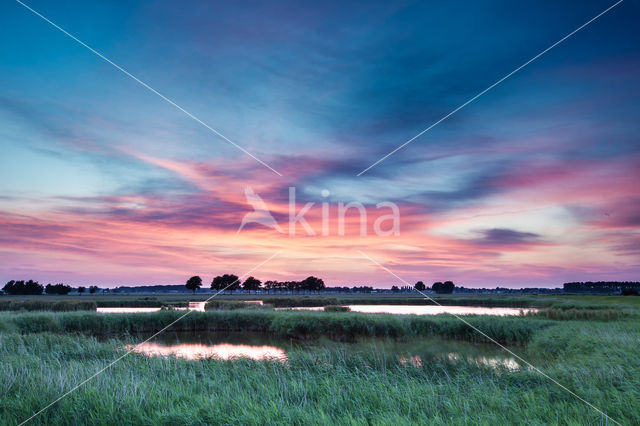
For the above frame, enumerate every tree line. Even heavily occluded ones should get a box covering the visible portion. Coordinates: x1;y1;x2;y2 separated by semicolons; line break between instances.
2;280;100;295
564;281;640;293
185;275;326;294
413;280;456;294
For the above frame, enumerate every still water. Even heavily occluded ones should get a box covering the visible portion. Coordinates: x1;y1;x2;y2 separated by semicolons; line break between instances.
279;305;534;316
98;301;206;313
99;302;534;316
124;331;523;370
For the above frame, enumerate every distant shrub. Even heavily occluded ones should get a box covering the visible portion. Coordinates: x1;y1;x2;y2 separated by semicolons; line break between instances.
205;300;265;311
324;305;350;312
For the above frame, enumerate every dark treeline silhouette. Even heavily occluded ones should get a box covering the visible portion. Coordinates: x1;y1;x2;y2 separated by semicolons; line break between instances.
2;280;44;295
186;275;326;293
432;281;455;294
185;276;202;294
211;274;241;291
45;283;73;295
6;278;638;296
263;276;325;292
327;286;375;293
2;280;102;295
564;281;640;293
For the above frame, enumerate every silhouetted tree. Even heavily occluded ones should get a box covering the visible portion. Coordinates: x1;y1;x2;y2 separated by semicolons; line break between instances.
185;276;203;294
443;281;455;293
89;286;99;294
45;283;72;295
211;274;240;291
3;280;44;295
391;285;400;293
263;280;277;293
242;276;262;291
414;281;426;291
78;286;86;295
301;276;325;291
432;281;454;294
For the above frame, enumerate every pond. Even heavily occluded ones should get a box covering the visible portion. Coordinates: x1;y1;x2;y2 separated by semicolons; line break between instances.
279;305;535;316
98;302;535;316
97;301;206;313
123;331;523;371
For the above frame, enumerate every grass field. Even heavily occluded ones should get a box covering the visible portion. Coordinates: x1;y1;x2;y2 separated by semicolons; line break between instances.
4;291;640;309
0;294;638;424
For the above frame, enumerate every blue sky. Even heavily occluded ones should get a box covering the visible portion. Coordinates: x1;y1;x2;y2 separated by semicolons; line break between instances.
1;0;639;286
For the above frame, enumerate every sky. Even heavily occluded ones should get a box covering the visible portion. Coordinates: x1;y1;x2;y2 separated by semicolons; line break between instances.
1;0;639;288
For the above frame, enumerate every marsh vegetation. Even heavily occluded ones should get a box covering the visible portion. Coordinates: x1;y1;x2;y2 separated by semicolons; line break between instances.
0;294;638;424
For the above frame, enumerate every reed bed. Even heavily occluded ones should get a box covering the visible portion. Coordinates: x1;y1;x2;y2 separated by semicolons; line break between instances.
205;300;269;311
0;300;97;312
1;318;639;425
0;310;552;344
324;305;351;312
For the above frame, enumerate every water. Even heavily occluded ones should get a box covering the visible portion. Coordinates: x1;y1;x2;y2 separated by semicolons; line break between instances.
123;331;523;370
98;302;534;316
98;301;206;313
126;331;289;361
278;305;535;316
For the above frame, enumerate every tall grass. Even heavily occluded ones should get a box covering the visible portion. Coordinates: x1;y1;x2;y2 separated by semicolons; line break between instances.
96;300;188;308
526;308;625;321
1;321;638;425
324;305;350;312
0;310;553;344
0;300;96;312
267;297;339;307
205;300;268;311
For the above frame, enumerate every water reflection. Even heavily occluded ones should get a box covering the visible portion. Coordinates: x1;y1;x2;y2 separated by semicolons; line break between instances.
447;353;521;371
98;307;161;313
187;301;206;312
98;301;206;313
278;305;534;316
398;353;521;370
128;341;287;361
347;305;532;316
122;331;525;371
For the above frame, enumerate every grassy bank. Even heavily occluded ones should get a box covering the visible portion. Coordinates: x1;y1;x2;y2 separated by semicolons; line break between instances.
1;318;639;425
0;309;553;344
3;293;639;311
204;300;269;310
96;300;188;308
0;300;97;312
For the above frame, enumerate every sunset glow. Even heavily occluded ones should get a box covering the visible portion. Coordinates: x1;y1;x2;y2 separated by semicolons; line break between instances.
1;1;638;287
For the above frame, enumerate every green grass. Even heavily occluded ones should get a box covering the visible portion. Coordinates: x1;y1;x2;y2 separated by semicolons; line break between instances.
205;300;270;311
1;294;639;424
96;299;188;308
4;293;640;310
324;305;351;312
526;308;626;321
0;300;97;312
1;319;639;425
0;310;552;344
